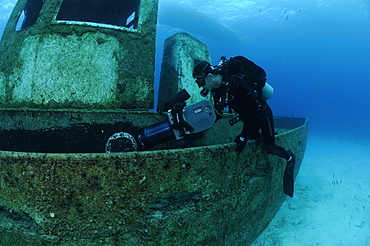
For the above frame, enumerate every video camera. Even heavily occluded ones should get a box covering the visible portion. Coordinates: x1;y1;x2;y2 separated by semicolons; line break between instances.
105;89;216;152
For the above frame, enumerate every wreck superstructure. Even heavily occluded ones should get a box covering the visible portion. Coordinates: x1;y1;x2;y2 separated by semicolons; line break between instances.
0;0;158;109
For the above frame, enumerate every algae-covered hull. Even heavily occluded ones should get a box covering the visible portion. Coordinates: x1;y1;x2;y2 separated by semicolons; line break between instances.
0;109;308;245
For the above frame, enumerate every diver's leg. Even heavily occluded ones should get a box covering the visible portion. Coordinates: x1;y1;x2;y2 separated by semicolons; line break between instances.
261;105;291;159
261;104;296;197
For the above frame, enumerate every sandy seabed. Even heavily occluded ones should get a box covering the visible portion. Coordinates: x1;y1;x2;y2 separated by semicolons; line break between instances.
251;135;370;246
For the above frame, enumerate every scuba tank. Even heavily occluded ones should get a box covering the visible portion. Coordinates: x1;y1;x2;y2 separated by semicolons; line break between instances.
261;82;274;100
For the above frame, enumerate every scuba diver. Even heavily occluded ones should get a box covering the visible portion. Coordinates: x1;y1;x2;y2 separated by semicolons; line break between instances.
192;56;296;197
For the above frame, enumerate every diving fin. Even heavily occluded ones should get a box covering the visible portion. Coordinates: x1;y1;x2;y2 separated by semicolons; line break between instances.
283;153;296;197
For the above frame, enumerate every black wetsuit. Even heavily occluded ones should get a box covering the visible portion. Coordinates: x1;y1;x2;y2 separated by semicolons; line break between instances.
213;75;290;160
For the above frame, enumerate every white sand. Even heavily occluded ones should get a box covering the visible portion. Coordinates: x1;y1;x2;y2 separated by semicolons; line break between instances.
251;135;370;246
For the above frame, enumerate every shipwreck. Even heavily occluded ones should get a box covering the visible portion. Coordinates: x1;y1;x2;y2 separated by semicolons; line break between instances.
0;0;308;245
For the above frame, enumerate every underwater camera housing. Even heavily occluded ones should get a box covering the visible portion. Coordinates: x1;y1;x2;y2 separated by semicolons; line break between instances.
105;89;216;152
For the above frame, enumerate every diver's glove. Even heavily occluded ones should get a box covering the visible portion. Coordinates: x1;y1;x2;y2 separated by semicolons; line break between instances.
234;135;247;153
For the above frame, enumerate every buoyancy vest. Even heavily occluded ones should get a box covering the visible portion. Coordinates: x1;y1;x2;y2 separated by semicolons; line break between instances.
223;56;269;99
